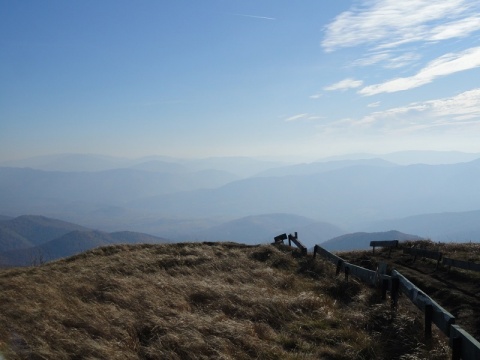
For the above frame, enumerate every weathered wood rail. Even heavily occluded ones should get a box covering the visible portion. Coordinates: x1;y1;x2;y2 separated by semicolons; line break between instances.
313;245;380;286
313;244;480;360
442;257;480;273
391;269;455;338
403;247;443;269
450;325;480;360
273;232;307;254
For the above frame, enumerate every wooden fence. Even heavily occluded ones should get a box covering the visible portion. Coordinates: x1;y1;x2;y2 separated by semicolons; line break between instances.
403;247;443;269
273;232;307;254
370;240;398;256
403;247;480;274
312;244;480;360
442;258;480;273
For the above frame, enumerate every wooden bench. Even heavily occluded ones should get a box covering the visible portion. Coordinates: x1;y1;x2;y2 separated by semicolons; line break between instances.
370;240;399;256
273;233;287;244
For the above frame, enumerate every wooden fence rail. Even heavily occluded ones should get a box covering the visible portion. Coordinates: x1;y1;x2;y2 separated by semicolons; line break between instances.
312;244;480;360
287;233;307;254
274;233;307;254
442;258;480;273
450;325;480;360
391;269;455;338
403;247;443;269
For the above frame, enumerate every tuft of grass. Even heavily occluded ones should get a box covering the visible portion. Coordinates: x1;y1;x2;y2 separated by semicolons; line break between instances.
0;242;450;359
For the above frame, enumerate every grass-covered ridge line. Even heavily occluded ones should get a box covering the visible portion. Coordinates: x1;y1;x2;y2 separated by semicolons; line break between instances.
0;242;450;359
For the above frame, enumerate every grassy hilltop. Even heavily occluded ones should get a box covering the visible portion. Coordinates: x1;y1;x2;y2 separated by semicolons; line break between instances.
0;242;450;359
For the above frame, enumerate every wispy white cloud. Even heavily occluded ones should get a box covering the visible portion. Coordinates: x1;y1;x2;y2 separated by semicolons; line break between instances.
285;113;309;122
322;0;480;52
429;16;480;41
314;88;480;136
384;52;422;69
352;52;390;67
234;13;276;20
367;101;381;108
359;88;480;131
309;93;322;99
284;113;323;122
352;51;421;69
324;78;363;91
359;47;480;95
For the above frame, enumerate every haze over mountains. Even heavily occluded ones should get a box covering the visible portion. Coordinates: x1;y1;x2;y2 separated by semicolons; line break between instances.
1;150;480;250
0;215;169;267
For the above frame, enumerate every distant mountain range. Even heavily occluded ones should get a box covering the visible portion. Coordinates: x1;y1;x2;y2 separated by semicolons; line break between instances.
0;153;288;177
365;209;480;243
189;213;345;247
1;152;480;244
253;158;396;177
5;211;478;266
0;215;169;267
320;230;424;252
128;159;480;225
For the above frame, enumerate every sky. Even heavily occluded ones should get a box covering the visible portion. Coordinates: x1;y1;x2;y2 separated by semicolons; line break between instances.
2;0;480;162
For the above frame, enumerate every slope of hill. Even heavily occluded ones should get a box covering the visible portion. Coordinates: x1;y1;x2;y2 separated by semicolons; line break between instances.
296;221;346;247
319;150;480;165
0;215;89;252
192;213;346;249
193;213;318;245
366;209;480;242
320;230;423;251
253;158;397;177
0;242;449;359
0;229;170;267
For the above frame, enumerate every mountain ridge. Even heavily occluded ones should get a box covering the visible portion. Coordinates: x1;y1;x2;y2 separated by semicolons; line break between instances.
320;230;424;251
0;216;170;267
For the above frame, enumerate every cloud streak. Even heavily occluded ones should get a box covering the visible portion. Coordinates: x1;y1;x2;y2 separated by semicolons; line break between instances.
322;0;480;52
285;113;309;122
358;47;480;95
314;88;480;139
234;14;276;20
362;88;480;132
324;78;363;91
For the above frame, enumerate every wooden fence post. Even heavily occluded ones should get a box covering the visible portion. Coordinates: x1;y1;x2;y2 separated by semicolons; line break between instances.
344;266;350;282
451;336;462;360
391;277;399;309
425;304;433;342
381;279;389;301
336;260;343;276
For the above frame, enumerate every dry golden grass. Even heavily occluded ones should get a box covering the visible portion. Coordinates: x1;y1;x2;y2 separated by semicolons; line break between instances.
0;242;450;359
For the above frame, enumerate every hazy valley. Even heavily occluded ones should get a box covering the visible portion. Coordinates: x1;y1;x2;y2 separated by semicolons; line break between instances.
1;151;480;251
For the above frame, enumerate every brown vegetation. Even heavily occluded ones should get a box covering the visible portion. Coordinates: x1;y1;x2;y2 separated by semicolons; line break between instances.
339;240;480;341
0;242;450;359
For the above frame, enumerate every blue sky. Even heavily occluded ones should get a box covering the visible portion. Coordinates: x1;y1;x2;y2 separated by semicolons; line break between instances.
2;0;480;162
